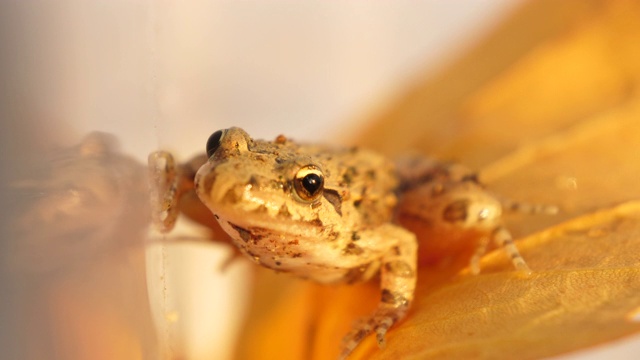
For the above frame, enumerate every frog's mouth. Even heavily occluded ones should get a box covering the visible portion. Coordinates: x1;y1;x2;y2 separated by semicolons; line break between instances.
194;159;325;235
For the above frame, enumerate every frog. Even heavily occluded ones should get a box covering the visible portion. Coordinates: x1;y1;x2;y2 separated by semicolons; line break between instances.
148;127;556;358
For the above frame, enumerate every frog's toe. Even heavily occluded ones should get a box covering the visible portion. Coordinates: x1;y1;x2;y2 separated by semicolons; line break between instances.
339;309;402;358
339;322;373;359
374;315;398;348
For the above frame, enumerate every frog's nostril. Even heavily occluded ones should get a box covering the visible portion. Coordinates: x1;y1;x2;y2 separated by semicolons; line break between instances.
206;129;225;158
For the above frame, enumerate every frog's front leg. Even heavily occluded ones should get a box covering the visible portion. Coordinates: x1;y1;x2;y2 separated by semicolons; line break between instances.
340;225;417;359
148;151;207;233
148;151;182;232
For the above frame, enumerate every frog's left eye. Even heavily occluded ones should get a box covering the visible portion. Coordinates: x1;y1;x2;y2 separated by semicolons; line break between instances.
293;165;324;202
206;129;225;158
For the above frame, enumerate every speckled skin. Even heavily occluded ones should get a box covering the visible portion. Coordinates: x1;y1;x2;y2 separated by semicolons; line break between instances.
148;128;554;359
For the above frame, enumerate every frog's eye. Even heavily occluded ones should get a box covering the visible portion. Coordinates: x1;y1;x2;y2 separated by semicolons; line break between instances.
293;165;324;202
206;130;225;158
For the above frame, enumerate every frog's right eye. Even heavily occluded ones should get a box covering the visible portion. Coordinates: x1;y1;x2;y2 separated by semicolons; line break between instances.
206;130;224;158
293;165;324;202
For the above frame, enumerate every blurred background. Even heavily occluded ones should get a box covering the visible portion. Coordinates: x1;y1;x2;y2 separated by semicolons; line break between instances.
1;1;639;360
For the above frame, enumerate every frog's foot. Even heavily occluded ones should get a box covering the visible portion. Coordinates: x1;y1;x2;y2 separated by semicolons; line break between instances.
148;151;182;233
494;226;532;275
339;306;407;360
471;198;558;275
470;226;532;276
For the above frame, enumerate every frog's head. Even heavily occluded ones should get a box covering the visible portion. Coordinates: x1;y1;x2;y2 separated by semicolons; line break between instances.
195;127;341;238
